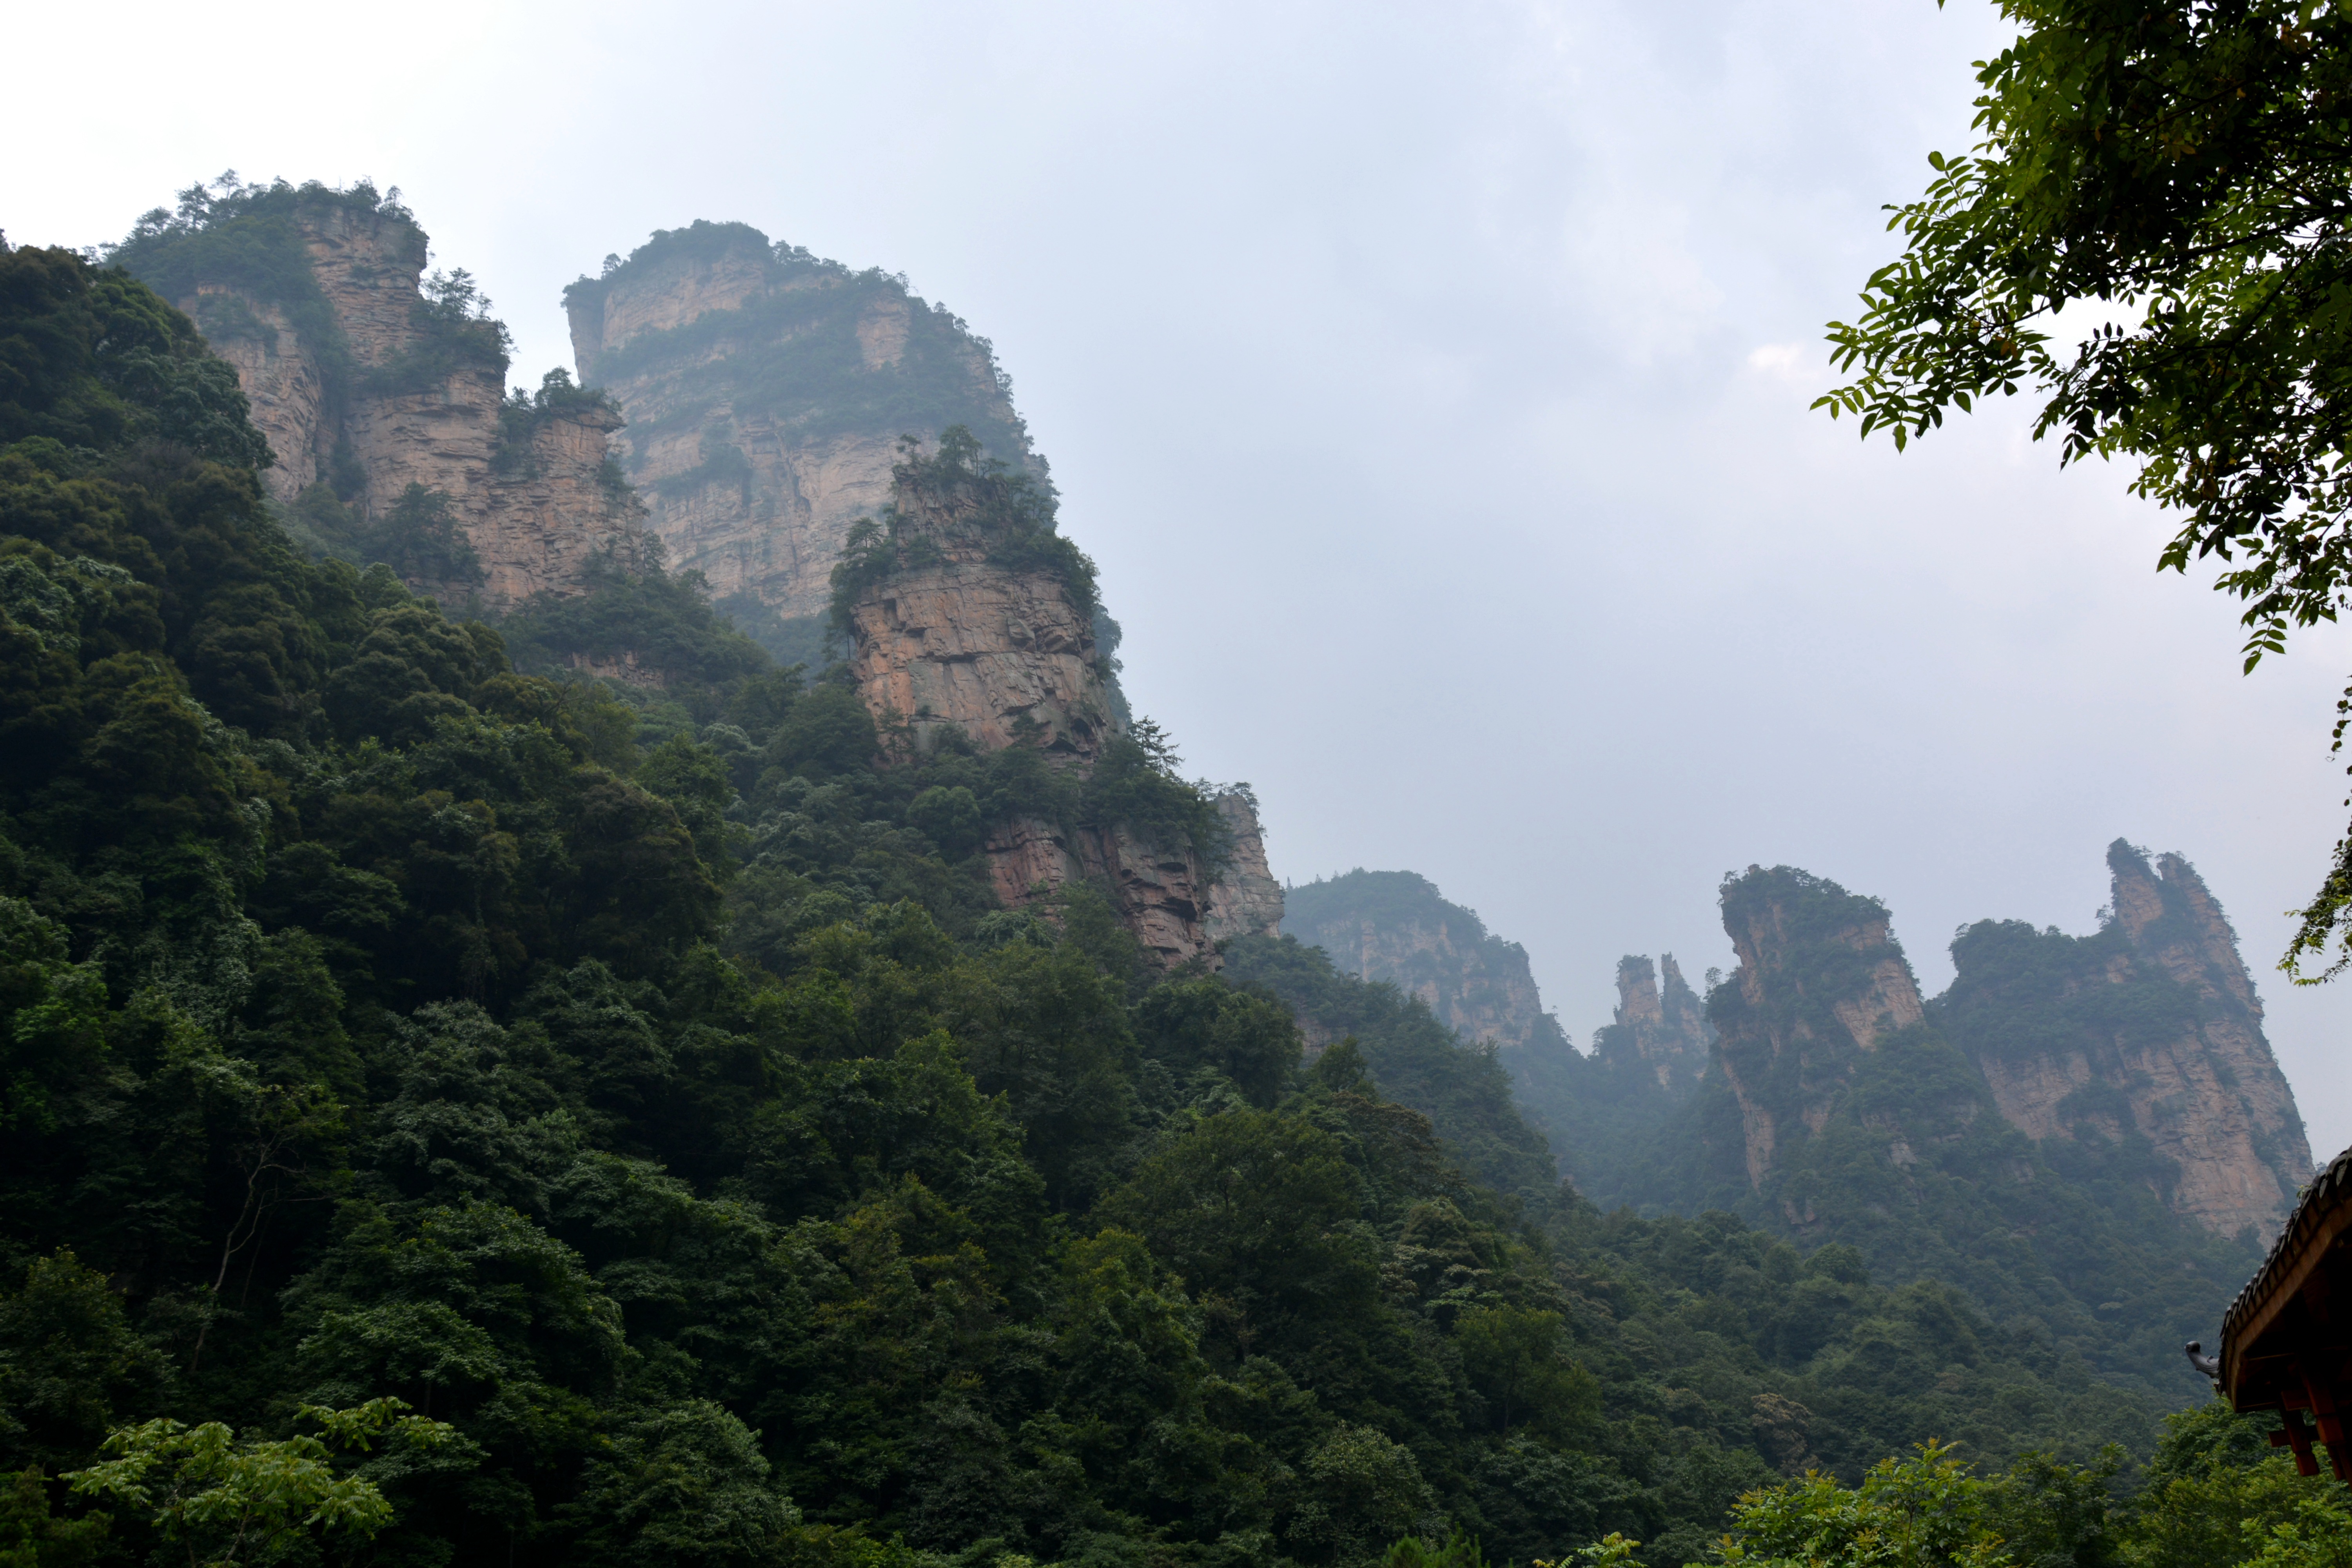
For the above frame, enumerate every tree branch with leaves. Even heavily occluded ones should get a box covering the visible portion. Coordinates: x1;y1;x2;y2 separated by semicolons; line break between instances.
1818;0;2352;978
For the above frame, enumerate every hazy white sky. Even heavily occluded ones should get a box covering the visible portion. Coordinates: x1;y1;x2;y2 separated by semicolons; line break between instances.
15;0;2352;1155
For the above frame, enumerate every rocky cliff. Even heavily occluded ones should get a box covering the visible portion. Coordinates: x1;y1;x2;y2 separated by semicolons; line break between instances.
1203;790;1283;943
1283;869;1562;1051
1601;858;2270;1392
1593;954;1713;1096
1608;850;2307;1244
1708;867;1932;1191
564;221;1036;653
1941;840;2312;1241
839;436;1216;967
116;180;646;607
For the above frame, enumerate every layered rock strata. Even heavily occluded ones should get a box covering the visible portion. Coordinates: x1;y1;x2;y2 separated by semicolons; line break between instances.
1944;841;2312;1240
151;192;645;606
565;221;1037;631
851;566;1111;757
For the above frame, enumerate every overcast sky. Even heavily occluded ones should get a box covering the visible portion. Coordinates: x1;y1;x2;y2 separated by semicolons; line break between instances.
16;0;2352;1158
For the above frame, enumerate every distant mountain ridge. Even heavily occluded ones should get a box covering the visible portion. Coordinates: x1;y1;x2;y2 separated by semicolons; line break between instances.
1289;846;2306;1396
1284;870;1567;1053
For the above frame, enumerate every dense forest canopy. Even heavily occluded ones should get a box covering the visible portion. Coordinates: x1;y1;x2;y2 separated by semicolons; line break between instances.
0;238;2334;1568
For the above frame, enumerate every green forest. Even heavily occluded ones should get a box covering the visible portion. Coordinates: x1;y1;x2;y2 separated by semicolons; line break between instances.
1;239;2347;1568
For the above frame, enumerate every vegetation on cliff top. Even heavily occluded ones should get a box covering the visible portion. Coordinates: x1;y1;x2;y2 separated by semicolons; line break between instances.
827;427;1093;635
110;174;512;409
1285;871;1521;960
565;220;1036;473
107;175;394;372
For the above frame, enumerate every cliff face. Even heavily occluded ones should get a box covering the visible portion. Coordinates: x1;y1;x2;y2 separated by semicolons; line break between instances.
185;289;326;501
1282;870;1558;1050
1942;841;2312;1241
1203;791;1283;943
565;222;1035;643
128;186;646;608
1709;868;1931;1191
477;401;647;606
840;446;1215;968
848;560;1111;757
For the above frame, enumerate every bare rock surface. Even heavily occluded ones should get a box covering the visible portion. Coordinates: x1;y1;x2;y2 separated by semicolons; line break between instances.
847;563;1112;757
1203;791;1283;943
185;290;322;500
477;402;649;607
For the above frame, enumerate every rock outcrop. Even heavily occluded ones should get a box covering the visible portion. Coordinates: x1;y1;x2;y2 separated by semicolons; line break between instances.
125;183;647;607
1709;867;1930;1190
850;562;1111;757
840;441;1214;967
1942;841;2312;1240
1283;870;1561;1051
473;400;646;607
1203;791;1283;942
565;221;1037;642
185;288;327;502
1592;955;1713;1096
1685;850;2309;1242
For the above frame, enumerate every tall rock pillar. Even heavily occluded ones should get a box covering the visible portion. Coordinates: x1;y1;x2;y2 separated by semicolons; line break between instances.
839;440;1216;967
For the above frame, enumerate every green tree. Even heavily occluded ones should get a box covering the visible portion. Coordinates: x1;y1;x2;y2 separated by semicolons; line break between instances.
0;1465;111;1568
1101;1107;1380;1337
0;1253;169;1474
1712;1440;2012;1566
1452;1306;1596;1436
2236;1491;2352;1568
353;485;483;591
1815;2;2352;974
64;1398;454;1567
1287;1423;1435;1566
2122;1401;2334;1568
562;1399;797;1568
